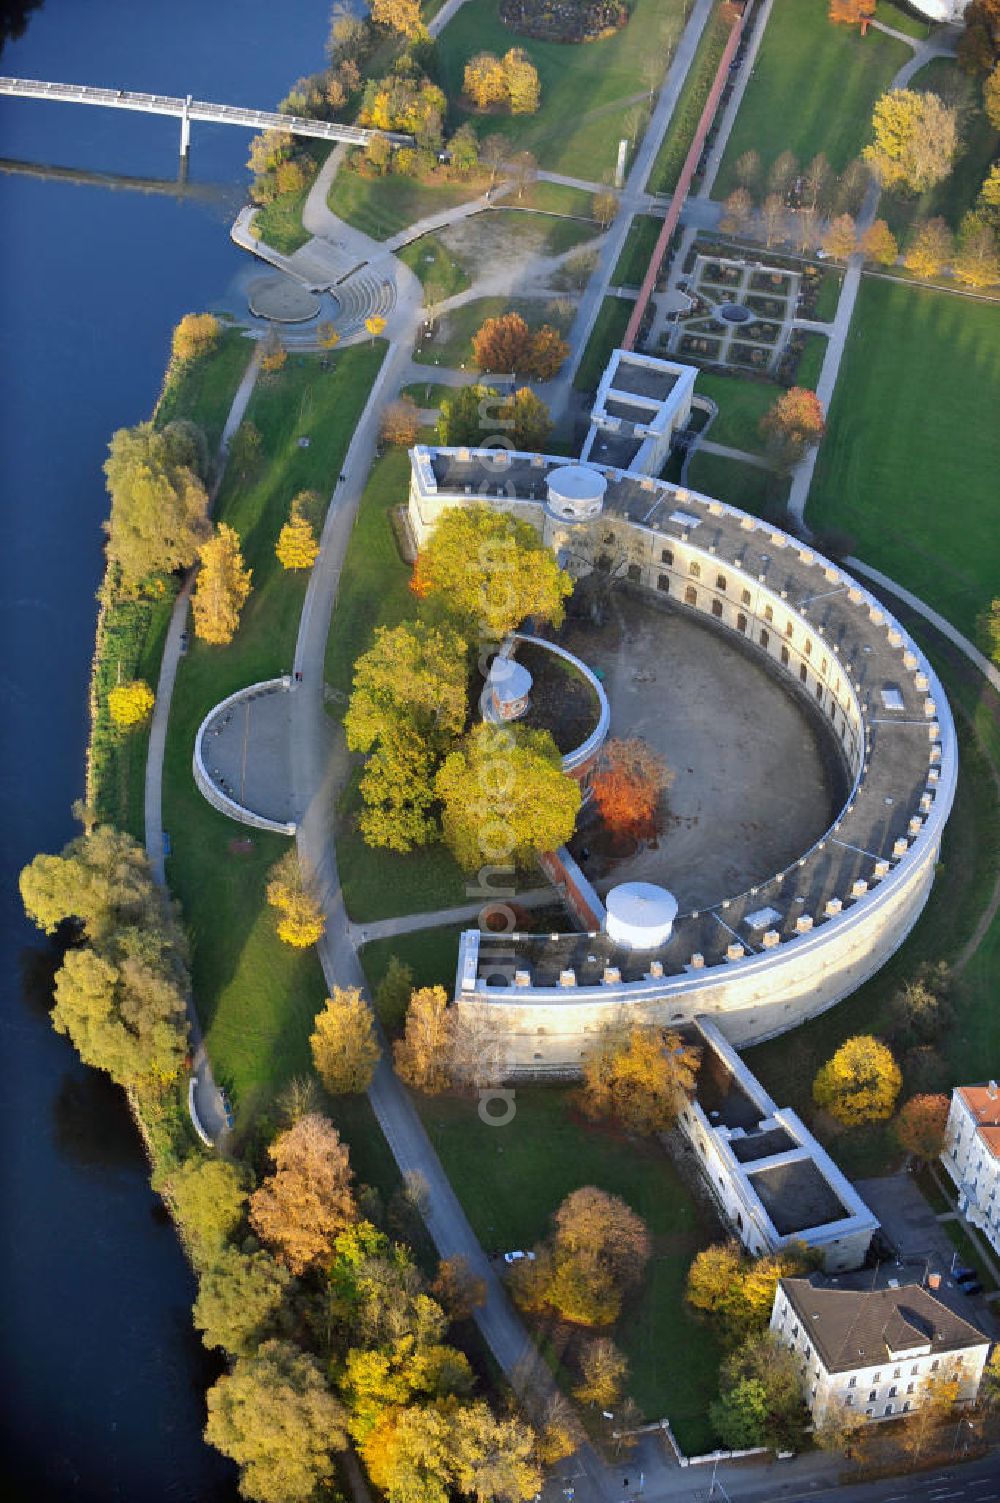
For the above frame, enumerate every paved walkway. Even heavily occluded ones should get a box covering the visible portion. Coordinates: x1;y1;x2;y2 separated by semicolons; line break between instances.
144;337;262;1145
348;886;555;946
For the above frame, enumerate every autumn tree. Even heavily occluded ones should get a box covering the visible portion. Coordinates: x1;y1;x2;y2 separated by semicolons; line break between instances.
986;60;1000;128
371;0;422;37
904;216;954;277
310;988;381;1094
250;1113;356;1274
317;320;341;350
812;1034;902;1125
711;1334;809;1451
959;0;1000;74
733;148;761;191
205;1339;348;1503
464;51;508;109
436;723;581;872
528;322;571;379
447;1401;542;1501
982;597;1000;665
191;523;252;645
104;420;210;588
804;152;832;210
828;0;875;23
165;1155;248;1269
760;386;826;474
275;504;320;571
821;212;858;260
472;311;569;378
413;502;571;639
573;1336;628;1407
393;985;456;1094
499;386;553;449
860;217;899;265
864;89;958;193
686;1242;811;1343
193;1247;292;1356
503;48;541;114
578;1023;700;1134
545;1187;651;1326
431;1256;487;1322
721;186;753;234
171;312;220;364
953;211;1000;286
448;122;481;176
260;326;287;372
593;188;619;229
767;150;798;198
266;849;326;948
761;191;787;247
895;1093;950;1162
899;1374;962;1458
885;962;952;1050
979;162;1000;229
108;678;155;729
380;394;421;447
591;736;671;840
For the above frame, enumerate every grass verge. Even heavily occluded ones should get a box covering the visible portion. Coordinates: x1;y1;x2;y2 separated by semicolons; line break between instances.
693;370;781;455
328;169;484;240
396;233;472;303
613;214;663;287
573;295;633;392
646;1;734;196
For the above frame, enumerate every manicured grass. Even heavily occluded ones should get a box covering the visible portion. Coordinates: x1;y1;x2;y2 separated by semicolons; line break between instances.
814;269;843;322
252;180;314;255
437;0;688;180
161;346;385;1123
715;0;910;198
795;331;827;389
401;381;457;409
613;214;662;287
694;370;781;455
328;169;484;240
493;180;596;217
874;0;932;38
338;783;469;921
361;926;468;1032
573;295;633;392
807;279;1000;642
397;233;472;305
881;59;1000;238
646;2;734;196
687;450;784;518
414;294;574;369
414;1087;722;1450
155;327;252;463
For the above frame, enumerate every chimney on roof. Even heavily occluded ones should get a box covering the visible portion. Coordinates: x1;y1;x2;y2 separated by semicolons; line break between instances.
927;1272;942;1290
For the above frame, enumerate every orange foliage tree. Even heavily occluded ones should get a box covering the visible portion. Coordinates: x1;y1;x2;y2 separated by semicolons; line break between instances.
760;386;826;474
471;312;570;378
828;0;874;23
895;1093;950;1161
591;736;671;840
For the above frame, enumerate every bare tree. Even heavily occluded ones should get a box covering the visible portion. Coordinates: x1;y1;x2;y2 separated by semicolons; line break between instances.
761;192;788;248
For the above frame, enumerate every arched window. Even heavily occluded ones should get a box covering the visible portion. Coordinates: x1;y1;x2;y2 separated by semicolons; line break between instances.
661;547;673;565
716;574;727;591
737;612;747;633
785;620;794;638
781;644;790;666
741;587;751;606
805;639;813;658
764;604;774;623
685;585;697;606
760;628;770;648
800;663;808;684
711;599;723;618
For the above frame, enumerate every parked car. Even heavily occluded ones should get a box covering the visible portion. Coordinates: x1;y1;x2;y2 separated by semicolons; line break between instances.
960;1281;983;1297
503;1250;536;1265
953;1266;978;1282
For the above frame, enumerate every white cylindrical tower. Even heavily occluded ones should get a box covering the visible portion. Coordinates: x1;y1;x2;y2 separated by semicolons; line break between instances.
605;882;679;949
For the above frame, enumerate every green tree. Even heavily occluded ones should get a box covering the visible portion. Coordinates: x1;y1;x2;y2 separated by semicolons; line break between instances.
712;1334;809;1451
448;123;480;176
436;383;500;446
412;502;571;639
499;386;553;450
346;620;469;757
982;597;1000;665
813;1034;902;1124
194;1247;292;1356
103;421;210;588
165;1155;247;1268
436;723;581;872
228;419;263;482
864;88;958;193
310;988;381;1094
205;1339;348;1503
376;956;415;1032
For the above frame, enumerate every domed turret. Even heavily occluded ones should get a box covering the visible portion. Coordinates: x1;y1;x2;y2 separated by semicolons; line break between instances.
545;464;606;523
605;882;678;949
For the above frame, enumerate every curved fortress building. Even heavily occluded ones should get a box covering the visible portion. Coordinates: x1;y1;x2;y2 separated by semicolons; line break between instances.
406;362;956;1078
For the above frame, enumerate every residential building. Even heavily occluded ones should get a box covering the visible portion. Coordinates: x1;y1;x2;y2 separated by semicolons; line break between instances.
941;1084;1000;1255
771;1270;990;1427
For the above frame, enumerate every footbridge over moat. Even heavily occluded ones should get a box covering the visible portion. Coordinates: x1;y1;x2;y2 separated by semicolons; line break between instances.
0;77;411;158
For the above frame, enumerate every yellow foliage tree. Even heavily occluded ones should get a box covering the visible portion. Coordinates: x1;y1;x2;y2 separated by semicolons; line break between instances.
317;321;341;350
309;988;381;1094
464;52;508;110
266;849;326;948
108;678;155;728
864;89;958;193
903;216;953;278
393;985;455;1094
171;312;220;364
249;1113;356;1274
275;513;320;570
260;326;287;372
191;523;252;645
812;1034;902;1124
503;48;541;115
578;1024;700;1134
365;315;387;343
371;0;422;36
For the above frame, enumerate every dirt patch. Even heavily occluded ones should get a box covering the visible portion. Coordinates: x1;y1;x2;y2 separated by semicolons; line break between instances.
438;211;590;291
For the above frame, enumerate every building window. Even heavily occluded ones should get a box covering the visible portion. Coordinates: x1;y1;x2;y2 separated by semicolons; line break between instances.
792;1325;799;1339
845;1395;854;1407
911;1365;919;1375
781;645;790;666
760;628;769;649
627;563;641;582
868;1391;876;1402
800;663;808;684
764;604;773;623
931;1360;940;1372
804;639;813;657
657;574;670;593
737;612;747;633
685;585;697;607
848;1377;857;1388
889;1386;897;1398
689;561;701;578
816;680;824;701
906;1383;914;1394
873;1374;881;1382
785;620;794;638
821;657;828;675
903;1401;911;1413
661;548;673;565
711;599;723;618
893;1369;901;1380
884;1404;893;1417
741;587;751;605
716;574;727;591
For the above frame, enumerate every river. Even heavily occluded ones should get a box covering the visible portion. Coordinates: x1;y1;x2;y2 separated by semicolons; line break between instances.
0;2;337;1495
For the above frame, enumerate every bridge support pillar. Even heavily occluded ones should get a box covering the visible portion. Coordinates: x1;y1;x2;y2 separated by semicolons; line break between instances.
179;94;191;159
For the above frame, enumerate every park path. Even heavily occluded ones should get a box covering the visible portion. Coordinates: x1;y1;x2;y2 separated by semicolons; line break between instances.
144;337;262;1145
347;886;554;946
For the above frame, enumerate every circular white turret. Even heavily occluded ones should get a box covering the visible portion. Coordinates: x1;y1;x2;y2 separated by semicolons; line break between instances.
486;656;533;721
546;464;606;522
605;882;678;949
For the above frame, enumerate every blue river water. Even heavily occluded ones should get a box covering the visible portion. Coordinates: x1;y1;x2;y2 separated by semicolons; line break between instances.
0;2;336;1495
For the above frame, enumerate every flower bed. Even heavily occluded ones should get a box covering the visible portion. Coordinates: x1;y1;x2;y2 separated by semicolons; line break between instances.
499;0;629;43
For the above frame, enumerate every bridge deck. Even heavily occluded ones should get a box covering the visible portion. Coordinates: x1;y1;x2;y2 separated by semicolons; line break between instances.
0;77;411;147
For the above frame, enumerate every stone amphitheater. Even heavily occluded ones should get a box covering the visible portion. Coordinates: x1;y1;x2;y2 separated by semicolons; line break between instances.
406;351;958;1078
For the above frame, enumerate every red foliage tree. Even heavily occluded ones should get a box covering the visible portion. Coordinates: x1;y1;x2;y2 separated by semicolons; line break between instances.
895;1093;950;1162
591;738;671;842
472;312;536;374
760;387;826;474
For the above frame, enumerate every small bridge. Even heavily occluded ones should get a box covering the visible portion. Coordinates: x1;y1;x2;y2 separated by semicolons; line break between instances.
0;76;410;158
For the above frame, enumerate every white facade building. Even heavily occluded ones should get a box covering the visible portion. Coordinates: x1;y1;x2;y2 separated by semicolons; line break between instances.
942;1084;1000;1255
771;1272;990;1427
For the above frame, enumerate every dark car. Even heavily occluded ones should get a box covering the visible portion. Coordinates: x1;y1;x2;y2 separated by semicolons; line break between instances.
960;1281;983;1297
953;1266;978;1282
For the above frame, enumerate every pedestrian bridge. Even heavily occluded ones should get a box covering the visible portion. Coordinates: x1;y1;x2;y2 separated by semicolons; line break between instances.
0;76;411;156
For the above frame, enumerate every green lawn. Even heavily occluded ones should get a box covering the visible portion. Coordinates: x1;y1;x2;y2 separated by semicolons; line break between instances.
795;331;828;389
613;214;662;287
328;169;485;240
715;0;910;198
414;295;574;369
874;0;932;38
646;2;734;196
807;279;1000;642
881;58;1000;238
155;327;252;464
415;1088;722;1450
573;296;633;392
437;0;688;180
161;345;385;1123
492;181;596;217
687;450;784;518
814;269;843;322
360;926;468;1033
693;370;781;455
401;381;458;409
396;233;472;305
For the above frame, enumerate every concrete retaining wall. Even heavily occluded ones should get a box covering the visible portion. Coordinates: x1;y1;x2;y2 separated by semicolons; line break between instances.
192;678;297;836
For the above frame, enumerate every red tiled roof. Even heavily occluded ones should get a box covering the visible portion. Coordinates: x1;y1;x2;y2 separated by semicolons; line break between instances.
958;1087;1000;1158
